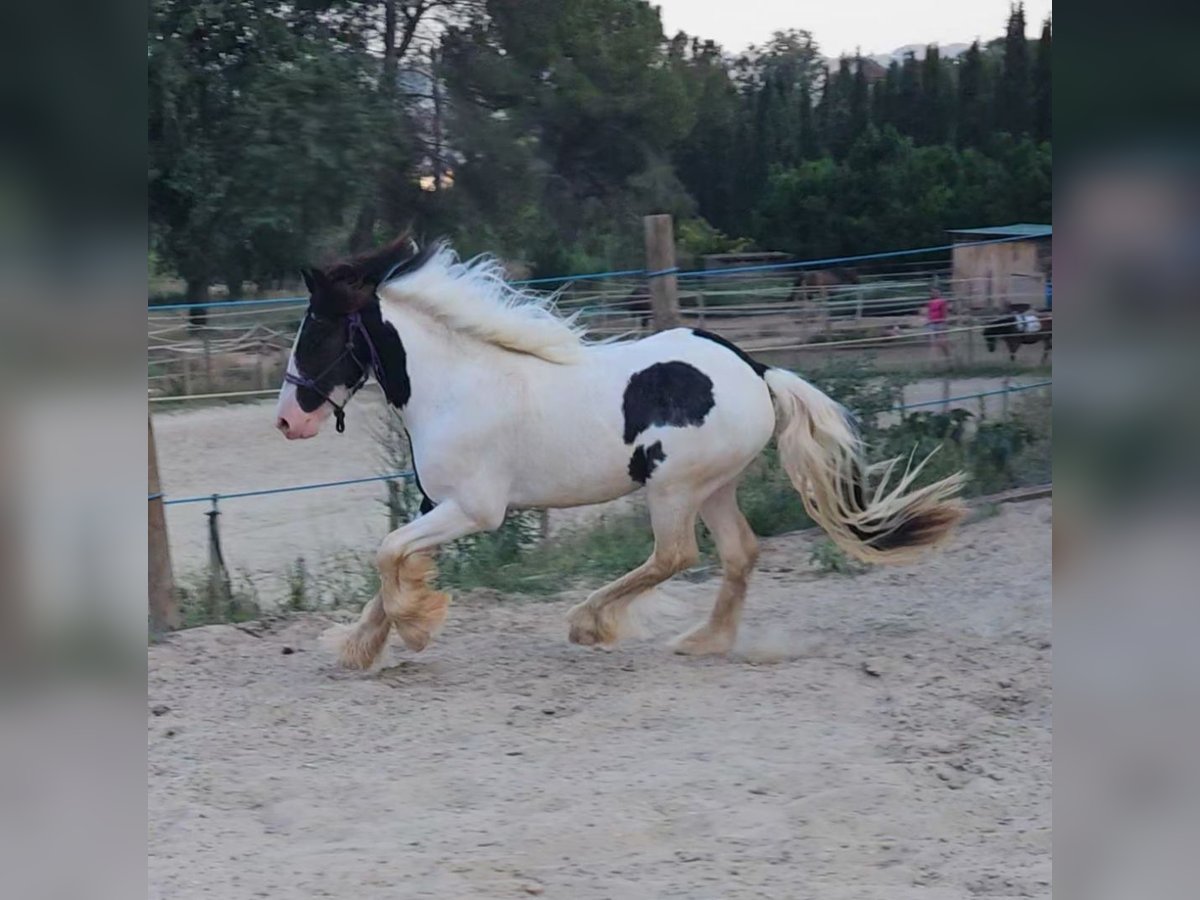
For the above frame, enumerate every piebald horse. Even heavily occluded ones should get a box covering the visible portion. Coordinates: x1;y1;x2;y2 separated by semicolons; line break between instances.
275;237;965;669
983;311;1053;364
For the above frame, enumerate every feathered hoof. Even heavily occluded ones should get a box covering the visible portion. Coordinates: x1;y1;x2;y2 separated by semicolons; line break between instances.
566;601;620;647
671;622;736;657
392;590;450;652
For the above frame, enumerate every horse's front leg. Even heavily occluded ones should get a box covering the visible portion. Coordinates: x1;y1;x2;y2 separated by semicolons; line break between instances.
332;499;499;669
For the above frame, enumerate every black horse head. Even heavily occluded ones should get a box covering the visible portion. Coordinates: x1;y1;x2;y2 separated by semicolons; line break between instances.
276;235;427;439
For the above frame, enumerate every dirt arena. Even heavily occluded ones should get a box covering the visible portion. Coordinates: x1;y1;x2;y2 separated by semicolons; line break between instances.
149;497;1051;899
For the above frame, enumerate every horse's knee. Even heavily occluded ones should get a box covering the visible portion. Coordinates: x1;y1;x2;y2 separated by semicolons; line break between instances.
656;542;699;576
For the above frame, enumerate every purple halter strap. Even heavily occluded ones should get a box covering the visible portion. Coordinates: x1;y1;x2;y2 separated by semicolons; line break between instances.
284;311;384;434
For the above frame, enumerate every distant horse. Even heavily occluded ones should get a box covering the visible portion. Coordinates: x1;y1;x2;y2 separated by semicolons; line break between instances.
983;311;1053;363
787;267;861;305
274;236;965;669
621;287;653;331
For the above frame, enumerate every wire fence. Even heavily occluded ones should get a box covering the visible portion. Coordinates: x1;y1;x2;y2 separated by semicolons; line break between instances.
150;379;1051;507
149;269;1047;403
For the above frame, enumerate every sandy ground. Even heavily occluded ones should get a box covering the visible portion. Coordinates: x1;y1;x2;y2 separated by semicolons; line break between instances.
153;376;1048;599
148;498;1051;899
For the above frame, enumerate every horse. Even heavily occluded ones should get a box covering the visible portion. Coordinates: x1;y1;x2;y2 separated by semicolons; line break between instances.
619;287;653;331
274;236;966;670
786;267;860;305
982;311;1053;364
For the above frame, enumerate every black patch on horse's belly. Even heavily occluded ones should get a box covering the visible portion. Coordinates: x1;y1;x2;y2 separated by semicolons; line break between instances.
628;441;667;485
622;361;716;444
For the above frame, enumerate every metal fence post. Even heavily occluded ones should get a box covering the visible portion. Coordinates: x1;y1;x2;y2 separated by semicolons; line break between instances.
205;494;232;621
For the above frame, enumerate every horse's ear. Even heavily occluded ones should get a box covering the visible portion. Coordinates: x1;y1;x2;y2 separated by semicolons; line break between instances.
355;234;424;287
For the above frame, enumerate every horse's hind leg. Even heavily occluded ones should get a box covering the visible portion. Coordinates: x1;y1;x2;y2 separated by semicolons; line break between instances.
567;491;699;647
673;481;759;656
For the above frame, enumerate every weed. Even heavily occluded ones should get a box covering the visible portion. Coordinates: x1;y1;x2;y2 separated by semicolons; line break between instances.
808;538;865;575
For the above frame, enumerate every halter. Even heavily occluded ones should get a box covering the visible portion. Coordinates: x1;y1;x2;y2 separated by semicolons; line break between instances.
284;311;385;434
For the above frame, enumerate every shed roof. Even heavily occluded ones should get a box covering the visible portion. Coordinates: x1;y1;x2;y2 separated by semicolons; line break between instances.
947;223;1052;239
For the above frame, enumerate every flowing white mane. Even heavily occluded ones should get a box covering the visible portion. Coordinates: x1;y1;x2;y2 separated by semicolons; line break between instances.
377;244;587;364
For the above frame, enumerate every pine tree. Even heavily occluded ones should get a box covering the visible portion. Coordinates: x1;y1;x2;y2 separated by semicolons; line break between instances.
1033;17;1051;142
920;45;949;144
957;40;987;148
850;55;870;141
896;51;920;138
999;2;1032;136
798;80;819;159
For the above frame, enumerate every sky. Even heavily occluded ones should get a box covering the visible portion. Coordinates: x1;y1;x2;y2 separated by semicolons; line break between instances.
653;0;1053;59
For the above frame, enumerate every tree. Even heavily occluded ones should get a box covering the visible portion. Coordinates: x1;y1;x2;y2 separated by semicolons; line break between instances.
998;2;1032;136
148;0;385;320
849;55;870;142
919;45;951;145
896;51;921;139
1033;17;1052;142
440;0;695;271
956;41;989;148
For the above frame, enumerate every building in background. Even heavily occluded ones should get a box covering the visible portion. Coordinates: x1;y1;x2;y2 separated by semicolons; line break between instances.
948;224;1052;311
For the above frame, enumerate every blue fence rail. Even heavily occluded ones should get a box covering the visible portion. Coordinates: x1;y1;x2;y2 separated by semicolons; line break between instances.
149;234;1032;313
148;380;1050;506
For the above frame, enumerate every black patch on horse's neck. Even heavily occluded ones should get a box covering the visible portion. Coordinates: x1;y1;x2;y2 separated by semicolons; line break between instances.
358;301;411;409
622;361;716;445
628;441;667;484
690;328;768;378
983;315;1014;337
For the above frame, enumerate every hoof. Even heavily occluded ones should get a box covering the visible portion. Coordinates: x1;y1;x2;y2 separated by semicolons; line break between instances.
567;602;619;647
671;623;735;657
393;590;450;652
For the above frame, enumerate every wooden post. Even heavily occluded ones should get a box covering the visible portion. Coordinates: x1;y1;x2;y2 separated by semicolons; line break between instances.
941;376;951;413
203;332;214;392
643;214;681;331
1001;375;1012;418
148;416;179;632
964;301;975;368
181;354;193;397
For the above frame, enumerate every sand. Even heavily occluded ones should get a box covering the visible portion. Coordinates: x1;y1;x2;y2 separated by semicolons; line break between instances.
149;498;1051;899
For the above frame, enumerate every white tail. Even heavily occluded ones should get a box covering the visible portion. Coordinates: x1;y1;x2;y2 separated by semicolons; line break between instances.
764;369;966;564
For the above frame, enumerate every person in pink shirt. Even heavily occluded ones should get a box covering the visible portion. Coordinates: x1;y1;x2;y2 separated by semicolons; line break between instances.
926;283;950;361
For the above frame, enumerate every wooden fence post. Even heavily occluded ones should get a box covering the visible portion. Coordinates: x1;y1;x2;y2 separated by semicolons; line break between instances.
148;416;179;633
203;331;214;392
964;301;975;368
643;214;681;331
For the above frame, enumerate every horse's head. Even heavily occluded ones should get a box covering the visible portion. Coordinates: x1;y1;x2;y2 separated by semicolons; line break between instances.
275;236;419;439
